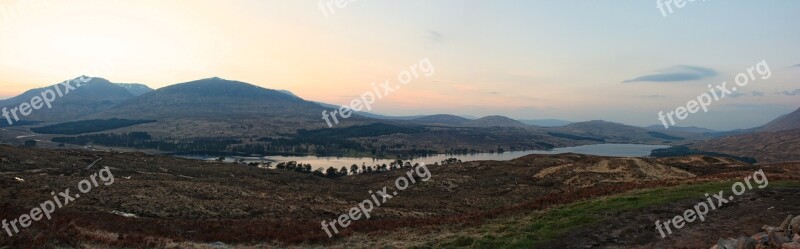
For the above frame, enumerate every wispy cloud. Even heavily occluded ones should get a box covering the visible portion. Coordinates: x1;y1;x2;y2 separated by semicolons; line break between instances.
779;89;800;96
427;31;444;43
794;64;800;67
622;65;717;83
751;91;765;97
728;92;746;98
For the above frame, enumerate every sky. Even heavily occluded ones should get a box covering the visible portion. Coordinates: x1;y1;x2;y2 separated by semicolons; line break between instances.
0;0;798;130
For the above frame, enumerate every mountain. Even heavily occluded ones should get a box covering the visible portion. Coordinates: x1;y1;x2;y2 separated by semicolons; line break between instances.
89;77;367;137
0;77;135;123
758;107;800;132
519;119;573;127
97;77;323;119
645;125;717;134
687;106;800;163
115;83;154;96
465;115;529;127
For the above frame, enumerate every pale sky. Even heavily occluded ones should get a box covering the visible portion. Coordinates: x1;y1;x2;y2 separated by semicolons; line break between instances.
0;0;798;130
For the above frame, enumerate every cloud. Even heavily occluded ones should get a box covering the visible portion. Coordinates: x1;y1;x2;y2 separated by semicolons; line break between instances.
751;91;765;97
779;89;800;96
794;64;800;67
641;94;667;99
622;65;717;83
427;31;444;42
728;92;745;98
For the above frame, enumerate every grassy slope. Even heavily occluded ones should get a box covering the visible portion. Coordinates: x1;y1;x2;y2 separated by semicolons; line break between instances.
421;181;800;249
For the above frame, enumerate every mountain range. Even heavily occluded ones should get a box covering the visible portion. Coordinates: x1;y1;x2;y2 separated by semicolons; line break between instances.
1;76;797;160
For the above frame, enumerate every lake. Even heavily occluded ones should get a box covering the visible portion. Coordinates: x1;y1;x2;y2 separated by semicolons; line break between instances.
176;143;670;170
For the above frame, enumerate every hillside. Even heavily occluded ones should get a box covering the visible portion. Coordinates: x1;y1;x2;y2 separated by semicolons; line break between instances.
691;128;800;163
0;77;135;122
1;144;796;248
759;107;800;132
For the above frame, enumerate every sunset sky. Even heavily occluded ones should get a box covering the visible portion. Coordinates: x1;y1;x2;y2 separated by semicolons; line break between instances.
0;0;798;130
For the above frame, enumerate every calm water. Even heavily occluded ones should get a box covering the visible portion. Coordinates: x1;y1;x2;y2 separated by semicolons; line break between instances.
177;143;669;170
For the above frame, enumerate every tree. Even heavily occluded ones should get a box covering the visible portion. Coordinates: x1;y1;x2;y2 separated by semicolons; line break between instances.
350;164;359;174
339;167;348;176
313;168;325;177
326;167;338;177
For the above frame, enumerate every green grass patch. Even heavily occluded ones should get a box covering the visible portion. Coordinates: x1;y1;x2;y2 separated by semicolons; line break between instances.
432;180;800;248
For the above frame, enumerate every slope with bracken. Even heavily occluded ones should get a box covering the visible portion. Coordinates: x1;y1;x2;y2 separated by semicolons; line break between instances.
690;106;800;163
0;144;786;248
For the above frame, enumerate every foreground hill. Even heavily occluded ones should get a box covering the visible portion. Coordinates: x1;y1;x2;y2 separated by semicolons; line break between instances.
0;77;135;122
2;145;797;248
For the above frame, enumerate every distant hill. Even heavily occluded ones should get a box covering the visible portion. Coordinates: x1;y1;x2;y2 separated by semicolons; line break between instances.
412;114;471;125
645;125;717;134
548;120;693;144
758;107;800;132
465;115;528;127
0;77;135;122
115;83;154;96
519;119;572;127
